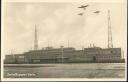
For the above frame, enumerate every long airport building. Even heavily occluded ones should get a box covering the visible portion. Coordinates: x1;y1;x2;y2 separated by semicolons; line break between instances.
4;46;125;64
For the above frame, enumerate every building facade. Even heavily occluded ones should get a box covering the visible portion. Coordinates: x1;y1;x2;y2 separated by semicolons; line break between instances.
4;46;125;64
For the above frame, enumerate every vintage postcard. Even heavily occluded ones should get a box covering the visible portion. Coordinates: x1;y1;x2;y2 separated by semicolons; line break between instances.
1;0;127;81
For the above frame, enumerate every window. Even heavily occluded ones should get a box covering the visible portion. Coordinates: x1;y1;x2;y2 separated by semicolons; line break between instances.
110;51;114;53
18;56;24;58
33;60;40;62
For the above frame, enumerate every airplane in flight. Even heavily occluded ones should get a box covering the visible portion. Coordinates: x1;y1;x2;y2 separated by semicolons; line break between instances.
78;5;89;10
77;12;84;16
93;11;100;14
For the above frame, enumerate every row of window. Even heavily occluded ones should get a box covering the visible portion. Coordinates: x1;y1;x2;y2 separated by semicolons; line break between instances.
77;56;121;58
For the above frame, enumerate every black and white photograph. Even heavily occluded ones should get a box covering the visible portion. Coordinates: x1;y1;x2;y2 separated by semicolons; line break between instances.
1;0;127;81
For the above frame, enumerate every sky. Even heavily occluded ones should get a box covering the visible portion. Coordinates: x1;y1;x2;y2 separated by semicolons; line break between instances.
3;1;127;55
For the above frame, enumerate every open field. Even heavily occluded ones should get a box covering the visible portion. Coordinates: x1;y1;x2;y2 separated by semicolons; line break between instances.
4;63;125;78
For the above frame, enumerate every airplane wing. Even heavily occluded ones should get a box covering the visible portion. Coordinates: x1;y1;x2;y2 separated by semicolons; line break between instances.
78;13;84;16
78;5;89;10
94;11;100;13
78;7;81;8
84;5;89;7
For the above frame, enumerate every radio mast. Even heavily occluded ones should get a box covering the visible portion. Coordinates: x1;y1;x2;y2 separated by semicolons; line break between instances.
34;24;38;50
107;10;113;48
